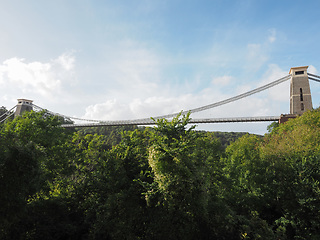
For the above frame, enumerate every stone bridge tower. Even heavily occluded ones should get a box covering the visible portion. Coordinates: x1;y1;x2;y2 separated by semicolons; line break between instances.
14;99;33;117
289;66;313;115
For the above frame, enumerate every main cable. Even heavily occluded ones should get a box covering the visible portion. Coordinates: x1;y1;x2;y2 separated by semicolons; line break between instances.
308;73;320;79
0;105;17;123
150;74;291;120
34;74;292;124
0;110;16;123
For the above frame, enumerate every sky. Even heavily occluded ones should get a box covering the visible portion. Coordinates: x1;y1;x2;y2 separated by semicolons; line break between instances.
1;0;320;134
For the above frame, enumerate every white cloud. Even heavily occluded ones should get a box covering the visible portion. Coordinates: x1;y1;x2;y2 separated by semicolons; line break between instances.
0;47;291;135
309;65;317;74
55;52;75;71
0;58;59;96
83;99;129;120
83;94;196;121
0;53;75;97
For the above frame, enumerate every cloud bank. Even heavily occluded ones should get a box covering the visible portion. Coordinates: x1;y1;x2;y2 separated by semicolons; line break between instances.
1;46;314;135
0;53;75;103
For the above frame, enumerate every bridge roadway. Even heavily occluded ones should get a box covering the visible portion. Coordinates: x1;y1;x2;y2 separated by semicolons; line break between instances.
61;116;280;128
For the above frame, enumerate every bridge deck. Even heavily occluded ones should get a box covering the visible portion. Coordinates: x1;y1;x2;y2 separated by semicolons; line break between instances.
61;116;280;128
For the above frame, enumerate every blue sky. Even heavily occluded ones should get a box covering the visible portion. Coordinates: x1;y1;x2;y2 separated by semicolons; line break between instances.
1;0;320;134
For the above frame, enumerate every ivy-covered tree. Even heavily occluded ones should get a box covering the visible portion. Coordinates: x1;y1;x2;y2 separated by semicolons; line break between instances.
145;113;223;239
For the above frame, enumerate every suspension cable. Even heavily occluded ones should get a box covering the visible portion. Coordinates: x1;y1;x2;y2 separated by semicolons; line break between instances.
32;104;80;122
0;105;17;122
33;74;292;124
308;73;320;79
308;76;320;83
308;73;320;83
151;74;291;119
0;110;15;123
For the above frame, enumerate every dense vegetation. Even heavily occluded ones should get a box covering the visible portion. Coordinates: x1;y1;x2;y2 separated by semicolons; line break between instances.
1;109;320;239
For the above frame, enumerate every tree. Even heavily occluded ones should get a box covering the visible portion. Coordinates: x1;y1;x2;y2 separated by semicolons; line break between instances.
267;121;279;133
222;134;276;239
69;128;152;239
0;110;78;239
223;109;320;239
145;113;216;239
259;109;320;239
0;141;40;238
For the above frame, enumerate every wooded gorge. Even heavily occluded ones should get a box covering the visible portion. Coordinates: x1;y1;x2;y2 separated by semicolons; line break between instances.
1;109;320;239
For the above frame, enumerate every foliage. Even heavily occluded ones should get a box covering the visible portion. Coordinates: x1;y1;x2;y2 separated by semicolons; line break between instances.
224;109;320;239
266;121;279;133
0;110;76;239
147;113;202;239
78;128;151;240
2;108;320;239
76;125;140;149
0;141;40;238
213;131;249;149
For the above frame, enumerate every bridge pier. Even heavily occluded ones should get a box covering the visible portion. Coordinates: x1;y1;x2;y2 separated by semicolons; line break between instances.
14;99;33;117
290;66;312;115
279;66;313;124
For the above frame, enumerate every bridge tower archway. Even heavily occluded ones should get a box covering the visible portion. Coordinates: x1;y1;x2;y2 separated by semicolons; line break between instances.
289;66;313;115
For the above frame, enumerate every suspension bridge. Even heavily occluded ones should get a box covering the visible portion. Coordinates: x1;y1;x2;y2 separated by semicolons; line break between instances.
1;66;320;128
